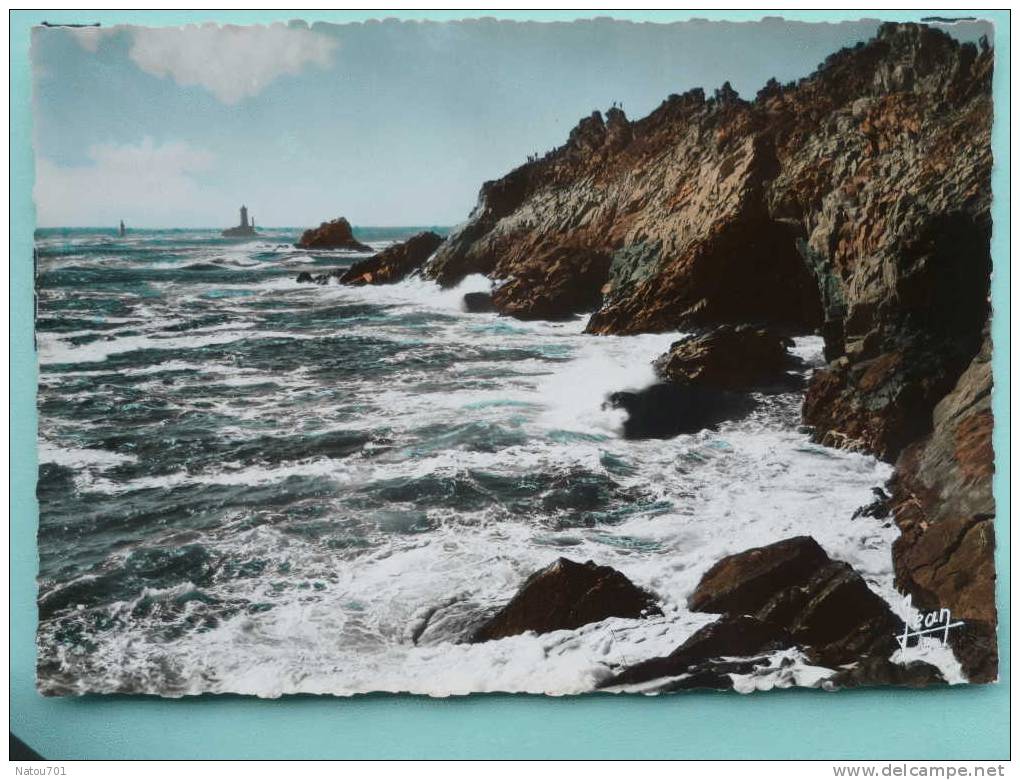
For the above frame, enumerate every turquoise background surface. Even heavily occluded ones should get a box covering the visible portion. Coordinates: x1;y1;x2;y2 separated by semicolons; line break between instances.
10;9;1010;760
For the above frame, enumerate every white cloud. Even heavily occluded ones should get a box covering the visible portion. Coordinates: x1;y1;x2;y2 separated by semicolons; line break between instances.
72;23;337;105
35;138;217;227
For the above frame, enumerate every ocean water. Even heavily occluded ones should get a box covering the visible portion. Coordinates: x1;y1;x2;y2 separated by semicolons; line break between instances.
34;228;955;697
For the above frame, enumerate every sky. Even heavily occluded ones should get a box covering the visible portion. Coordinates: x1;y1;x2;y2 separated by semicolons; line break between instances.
31;16;994;228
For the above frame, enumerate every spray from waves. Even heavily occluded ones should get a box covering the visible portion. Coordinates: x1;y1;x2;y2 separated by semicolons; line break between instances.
311;272;681;437
534;330;680;436
33;229;928;697
313;271;495;311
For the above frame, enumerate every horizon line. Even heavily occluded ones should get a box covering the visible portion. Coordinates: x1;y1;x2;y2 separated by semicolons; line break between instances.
33;224;455;231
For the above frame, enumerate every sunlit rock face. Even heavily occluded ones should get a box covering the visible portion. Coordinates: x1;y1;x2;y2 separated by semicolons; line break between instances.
423;23;996;680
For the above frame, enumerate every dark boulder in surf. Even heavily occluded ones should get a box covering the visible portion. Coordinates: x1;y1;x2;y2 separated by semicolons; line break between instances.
605;382;755;439
699;537;903;670
338;231;444;286
688;535;831;615
462;291;497;313
295;271;331;285
654;324;803;392
470;557;661;642
296;217;373;251
757;559;902;669
604;536;912;691
689;535;901;665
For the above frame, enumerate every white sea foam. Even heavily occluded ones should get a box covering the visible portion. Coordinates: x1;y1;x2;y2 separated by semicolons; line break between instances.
36;239;959;697
37;325;326;365
38;440;138;469
315;272;494;311
533;330;678;435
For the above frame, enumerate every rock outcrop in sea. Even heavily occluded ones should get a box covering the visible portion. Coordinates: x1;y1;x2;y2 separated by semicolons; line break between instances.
653;325;803;391
338;231;444;285
296;217;372;251
336;23;996;683
297;230;444;285
470;558;661;642
420;23;997;682
602;536;944;691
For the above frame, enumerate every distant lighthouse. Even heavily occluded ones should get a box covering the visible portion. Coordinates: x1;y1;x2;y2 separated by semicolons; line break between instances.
222;204;258;238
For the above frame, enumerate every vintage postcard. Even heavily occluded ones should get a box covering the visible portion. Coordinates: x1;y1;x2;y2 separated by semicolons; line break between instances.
32;15;997;697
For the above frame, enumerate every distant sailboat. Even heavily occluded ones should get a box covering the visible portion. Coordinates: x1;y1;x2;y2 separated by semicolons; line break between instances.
118;220;126;237
222;205;258;238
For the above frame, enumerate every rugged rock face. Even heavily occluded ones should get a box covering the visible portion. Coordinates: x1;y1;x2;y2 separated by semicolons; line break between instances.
787;27;993;461
755;558;902;668
889;331;997;682
420;22;997;683
427;99;823;329
692;537;903;671
470;558;661;642
490;245;611;320
296;231;444;286
426;24;992;343
337;231;444;286
606;536;924;691
654;325;802;391
296;217;373;251
687;536;831;615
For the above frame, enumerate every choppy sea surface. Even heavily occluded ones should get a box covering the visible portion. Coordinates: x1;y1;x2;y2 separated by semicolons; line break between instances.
35;227;953;697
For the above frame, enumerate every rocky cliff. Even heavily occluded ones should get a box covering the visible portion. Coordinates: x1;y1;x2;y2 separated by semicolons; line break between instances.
298;231;444;286
889;329;996;682
421;23;998;681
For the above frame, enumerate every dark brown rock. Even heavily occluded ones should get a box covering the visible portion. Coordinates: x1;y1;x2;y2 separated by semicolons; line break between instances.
687;536;831;615
654;324;802;391
470;558;661;643
793;26;993;467
605;383;755;440
416;22;997;683
600;615;790;688
690;537;902;669
462;292;496;313
757;561;901;667
802;334;985;461
490;245;611;320
606;536;915;690
338;231;444;286
296;217;373;251
889;331;997;682
690;538;902;668
828;656;945;690
426;24;990;344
